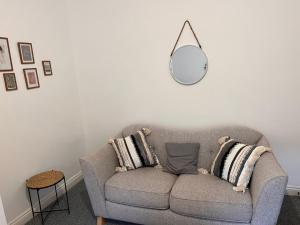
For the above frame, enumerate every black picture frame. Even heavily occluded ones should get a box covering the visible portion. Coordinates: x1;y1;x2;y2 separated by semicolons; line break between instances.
42;60;53;76
23;68;40;89
18;42;35;64
0;37;14;72
3;73;18;91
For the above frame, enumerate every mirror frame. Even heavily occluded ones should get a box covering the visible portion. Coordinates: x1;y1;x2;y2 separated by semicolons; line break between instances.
169;45;208;85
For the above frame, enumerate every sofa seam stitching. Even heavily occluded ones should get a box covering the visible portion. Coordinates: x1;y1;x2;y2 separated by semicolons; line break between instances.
171;194;252;206
106;184;172;195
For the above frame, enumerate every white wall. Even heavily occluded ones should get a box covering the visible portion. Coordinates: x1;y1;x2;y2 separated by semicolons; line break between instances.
0;0;85;223
1;0;300;222
66;0;300;186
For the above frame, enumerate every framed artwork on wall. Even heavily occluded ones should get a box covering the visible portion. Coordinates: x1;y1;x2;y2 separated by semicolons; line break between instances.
18;42;35;64
3;73;17;91
0;37;13;72
42;60;53;76
23;68;40;89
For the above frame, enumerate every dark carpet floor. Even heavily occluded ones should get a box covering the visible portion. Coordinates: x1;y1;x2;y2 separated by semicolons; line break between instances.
25;180;300;225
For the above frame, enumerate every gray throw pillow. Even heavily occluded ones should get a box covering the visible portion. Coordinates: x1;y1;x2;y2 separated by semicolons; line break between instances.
165;143;200;175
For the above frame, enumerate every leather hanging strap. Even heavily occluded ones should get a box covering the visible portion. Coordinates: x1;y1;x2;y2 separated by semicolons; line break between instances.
170;20;202;56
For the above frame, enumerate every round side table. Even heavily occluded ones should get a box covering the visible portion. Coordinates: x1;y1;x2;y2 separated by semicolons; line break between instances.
26;170;70;224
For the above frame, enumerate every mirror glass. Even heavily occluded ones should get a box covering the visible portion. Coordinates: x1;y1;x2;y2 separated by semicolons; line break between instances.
169;45;208;85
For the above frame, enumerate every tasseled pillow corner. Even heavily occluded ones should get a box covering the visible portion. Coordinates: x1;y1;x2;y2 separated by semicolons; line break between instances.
141;127;151;136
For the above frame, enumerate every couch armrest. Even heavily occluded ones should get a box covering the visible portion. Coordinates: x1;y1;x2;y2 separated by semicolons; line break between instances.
80;143;118;217
250;152;288;225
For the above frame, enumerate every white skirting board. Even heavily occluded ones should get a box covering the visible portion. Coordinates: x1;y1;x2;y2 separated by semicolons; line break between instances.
8;171;82;225
286;185;300;196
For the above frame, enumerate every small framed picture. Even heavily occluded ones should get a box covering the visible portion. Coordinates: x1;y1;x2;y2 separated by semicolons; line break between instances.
18;42;35;64
3;73;17;91
0;37;13;72
42;60;53;76
23;68;40;89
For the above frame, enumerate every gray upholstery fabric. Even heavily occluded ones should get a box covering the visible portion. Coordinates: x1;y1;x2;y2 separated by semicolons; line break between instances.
165;143;199;175
106;202;250;225
79;144;118;217
105;167;177;209
256;135;270;147
106;201;168;225
122;124;263;169
167;210;250;225
170;173;252;223
81;125;287;225
250;152;288;225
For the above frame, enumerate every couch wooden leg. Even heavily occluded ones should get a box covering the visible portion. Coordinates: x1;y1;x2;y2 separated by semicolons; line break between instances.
97;217;105;225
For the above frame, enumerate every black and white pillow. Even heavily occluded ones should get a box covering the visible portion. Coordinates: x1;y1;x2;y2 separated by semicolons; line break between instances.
211;136;271;192
109;128;160;172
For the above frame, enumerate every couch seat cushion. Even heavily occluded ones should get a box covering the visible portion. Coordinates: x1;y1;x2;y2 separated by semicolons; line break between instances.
170;174;252;223
105;167;177;209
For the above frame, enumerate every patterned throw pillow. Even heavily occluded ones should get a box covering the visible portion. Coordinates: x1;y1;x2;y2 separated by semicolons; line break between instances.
211;136;271;192
109;128;161;172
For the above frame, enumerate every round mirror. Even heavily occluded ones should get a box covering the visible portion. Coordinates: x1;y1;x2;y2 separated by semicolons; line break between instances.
169;45;208;85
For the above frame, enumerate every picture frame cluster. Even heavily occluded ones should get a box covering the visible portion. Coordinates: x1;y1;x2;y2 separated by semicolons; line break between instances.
0;36;53;92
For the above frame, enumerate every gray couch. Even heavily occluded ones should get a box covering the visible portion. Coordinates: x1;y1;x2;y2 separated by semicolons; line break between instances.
80;125;288;225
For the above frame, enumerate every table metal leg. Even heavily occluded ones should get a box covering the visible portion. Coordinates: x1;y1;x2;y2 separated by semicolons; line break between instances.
26;175;71;225
54;185;59;205
37;189;44;224
27;188;35;218
63;177;70;214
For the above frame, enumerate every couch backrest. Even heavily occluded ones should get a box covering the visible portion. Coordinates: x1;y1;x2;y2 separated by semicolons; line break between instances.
122;124;268;170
